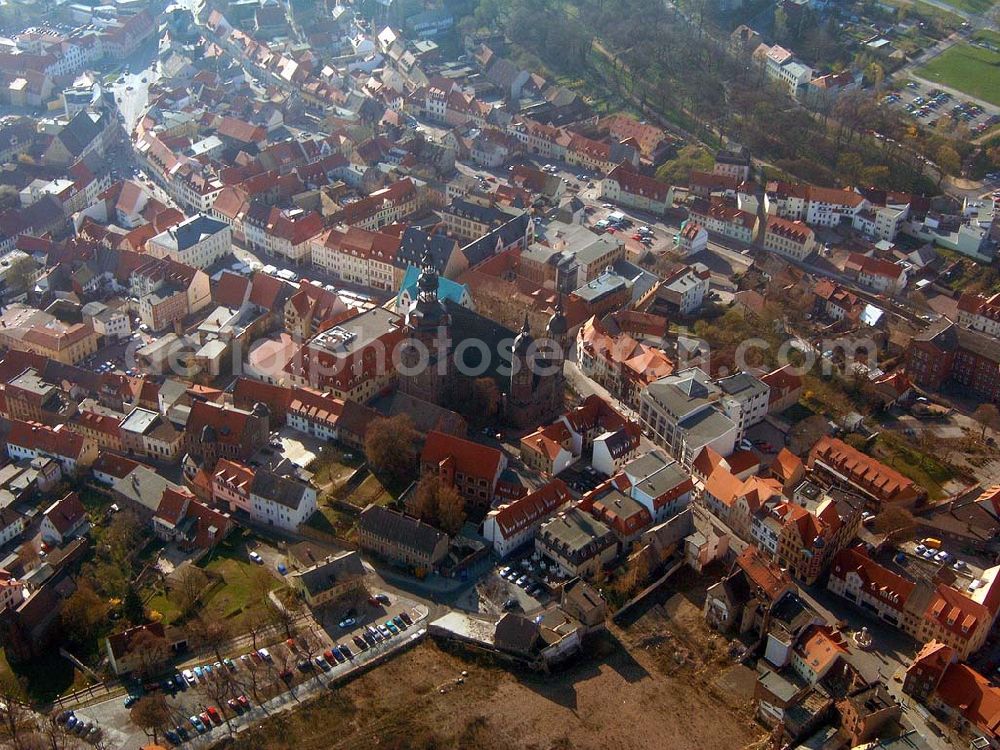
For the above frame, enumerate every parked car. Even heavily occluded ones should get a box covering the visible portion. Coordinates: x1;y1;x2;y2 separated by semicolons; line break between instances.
189;716;207;733
248;551;263;564
338;617;356;629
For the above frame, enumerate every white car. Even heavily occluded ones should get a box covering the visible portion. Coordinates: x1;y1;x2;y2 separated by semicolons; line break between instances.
257;648;271;661
339;617;356;629
248;551;264;564
183;669;197;685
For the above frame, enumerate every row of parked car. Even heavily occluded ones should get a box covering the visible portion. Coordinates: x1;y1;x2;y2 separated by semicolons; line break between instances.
54;710;101;743
498;565;544;598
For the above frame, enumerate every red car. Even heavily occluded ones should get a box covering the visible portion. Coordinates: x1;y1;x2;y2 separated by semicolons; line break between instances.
206;707;222;726
199;711;213;728
237;695;250;709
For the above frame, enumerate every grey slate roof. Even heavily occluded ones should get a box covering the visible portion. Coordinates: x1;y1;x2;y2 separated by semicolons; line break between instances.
250;470;311;511
293;550;365;597
358;504;448;555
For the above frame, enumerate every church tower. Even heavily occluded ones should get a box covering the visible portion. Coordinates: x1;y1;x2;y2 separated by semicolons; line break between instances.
399;252;452;403
509;315;535;408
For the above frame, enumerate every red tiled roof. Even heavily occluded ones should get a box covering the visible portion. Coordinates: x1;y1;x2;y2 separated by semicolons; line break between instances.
490;479;570;541
605;163;670;203
213;271;251;308
320;225;401;264
830;547;914;612
926;582;990;642
43;492;85;535
521;422;573;462
232;377;292;421
845;252;904;281
8;419;86;459
216;115;266;145
766;216;814;244
248;271;289;310
935;663;1000;739
421;430;504;482
808;436;919;505
154;488;190;527
288;388;344;429
737;545;793;602
93;452;144;480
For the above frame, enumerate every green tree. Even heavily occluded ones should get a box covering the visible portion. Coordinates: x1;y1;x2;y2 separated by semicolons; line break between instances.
364;414;419;487
123;584;145;625
936;144;961;185
836;152;864;184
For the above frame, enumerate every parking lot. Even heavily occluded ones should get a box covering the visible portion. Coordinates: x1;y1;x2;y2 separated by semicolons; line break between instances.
884;80;998;136
63;591;428;748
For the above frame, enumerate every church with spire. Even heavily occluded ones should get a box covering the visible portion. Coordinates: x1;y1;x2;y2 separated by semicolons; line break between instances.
398;253;567;430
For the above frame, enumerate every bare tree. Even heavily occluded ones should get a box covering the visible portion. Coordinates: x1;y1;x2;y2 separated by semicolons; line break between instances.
973;403;1000;442
130;628;169;680
0;673;31;750
198;671;237;733
188;613;232;666
130;694;172;745
170;566;209;619
873;507;916;544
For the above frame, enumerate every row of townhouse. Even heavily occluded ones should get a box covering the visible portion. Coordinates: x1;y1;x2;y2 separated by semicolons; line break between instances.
699;450;863;585
330;178;418;232
211;459;317;532
311;224;402;291
600;164;673;216
688;196;759;244
575;314;675;409
765;182;911;242
245;206;324;266
520;395;640;478
134;132;224;214
828;547;1000;660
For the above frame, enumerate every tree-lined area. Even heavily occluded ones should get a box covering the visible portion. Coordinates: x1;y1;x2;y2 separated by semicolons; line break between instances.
452;0;985;192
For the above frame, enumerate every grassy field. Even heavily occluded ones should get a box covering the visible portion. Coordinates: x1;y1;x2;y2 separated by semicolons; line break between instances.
873;432;956;500
917;43;1000;106
973;29;1000;47
147;534;282;627
935;0;994;14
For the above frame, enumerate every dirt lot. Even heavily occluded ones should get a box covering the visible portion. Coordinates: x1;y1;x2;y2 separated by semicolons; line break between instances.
230;570;765;750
